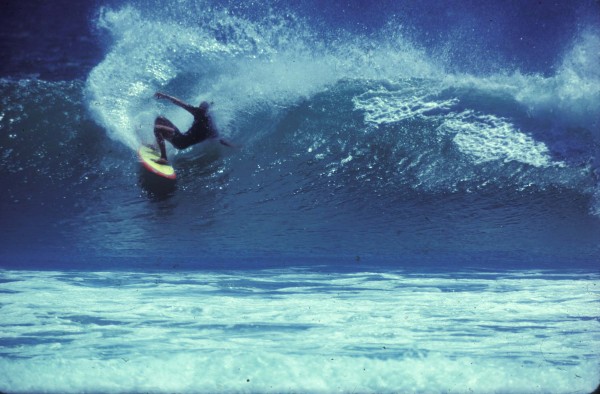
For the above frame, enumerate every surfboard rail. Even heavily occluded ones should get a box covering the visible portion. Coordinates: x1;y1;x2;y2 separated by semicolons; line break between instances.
137;146;176;180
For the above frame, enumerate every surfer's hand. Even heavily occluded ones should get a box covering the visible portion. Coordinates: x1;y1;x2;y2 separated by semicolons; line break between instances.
154;92;166;99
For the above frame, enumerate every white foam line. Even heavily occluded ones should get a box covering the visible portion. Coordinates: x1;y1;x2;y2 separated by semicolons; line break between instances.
0;269;598;393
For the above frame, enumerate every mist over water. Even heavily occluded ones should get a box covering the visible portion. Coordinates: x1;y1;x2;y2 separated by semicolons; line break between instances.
86;2;439;149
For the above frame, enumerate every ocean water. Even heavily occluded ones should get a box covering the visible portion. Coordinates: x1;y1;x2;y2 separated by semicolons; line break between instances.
1;0;599;393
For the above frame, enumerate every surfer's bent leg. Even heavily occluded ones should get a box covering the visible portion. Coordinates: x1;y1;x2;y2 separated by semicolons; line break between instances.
153;116;179;161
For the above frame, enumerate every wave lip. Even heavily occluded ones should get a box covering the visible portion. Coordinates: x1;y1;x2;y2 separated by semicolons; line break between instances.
86;6;235;150
84;3;441;151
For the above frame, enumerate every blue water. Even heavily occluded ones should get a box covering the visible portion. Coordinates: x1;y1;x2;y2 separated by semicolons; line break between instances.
1;1;599;393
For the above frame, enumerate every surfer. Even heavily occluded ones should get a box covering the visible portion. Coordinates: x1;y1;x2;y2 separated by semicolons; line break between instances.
152;92;233;164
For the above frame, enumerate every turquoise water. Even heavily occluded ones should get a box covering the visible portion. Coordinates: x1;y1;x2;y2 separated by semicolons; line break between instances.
1;269;599;393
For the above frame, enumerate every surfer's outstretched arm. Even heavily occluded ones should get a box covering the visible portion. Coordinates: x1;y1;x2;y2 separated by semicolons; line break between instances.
154;92;195;113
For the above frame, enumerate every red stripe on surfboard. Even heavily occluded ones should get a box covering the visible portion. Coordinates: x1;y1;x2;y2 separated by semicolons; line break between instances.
138;150;177;180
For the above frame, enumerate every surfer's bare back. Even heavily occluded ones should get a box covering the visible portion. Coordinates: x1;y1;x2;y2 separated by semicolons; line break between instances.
152;92;233;164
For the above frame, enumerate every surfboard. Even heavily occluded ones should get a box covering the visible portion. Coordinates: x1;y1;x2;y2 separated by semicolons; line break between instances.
138;146;176;180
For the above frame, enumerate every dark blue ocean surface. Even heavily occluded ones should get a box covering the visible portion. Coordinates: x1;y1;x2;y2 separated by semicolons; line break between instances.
0;1;599;393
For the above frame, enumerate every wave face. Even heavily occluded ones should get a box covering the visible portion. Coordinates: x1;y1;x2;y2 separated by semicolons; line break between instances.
1;0;600;267
85;1;600;183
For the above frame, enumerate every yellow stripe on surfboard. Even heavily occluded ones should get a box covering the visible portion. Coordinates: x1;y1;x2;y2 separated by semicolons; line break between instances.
138;146;176;179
